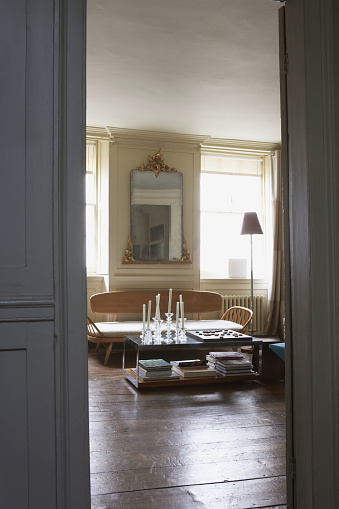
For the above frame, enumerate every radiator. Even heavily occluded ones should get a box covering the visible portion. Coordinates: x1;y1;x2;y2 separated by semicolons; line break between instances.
223;295;265;335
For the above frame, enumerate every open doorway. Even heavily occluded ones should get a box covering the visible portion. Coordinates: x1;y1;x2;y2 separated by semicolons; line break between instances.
85;2;290;506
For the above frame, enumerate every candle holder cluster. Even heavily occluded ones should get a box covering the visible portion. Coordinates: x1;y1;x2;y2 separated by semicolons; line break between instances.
140;290;187;344
140;315;187;344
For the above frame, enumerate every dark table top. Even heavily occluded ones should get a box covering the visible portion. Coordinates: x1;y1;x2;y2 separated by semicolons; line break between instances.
124;332;262;351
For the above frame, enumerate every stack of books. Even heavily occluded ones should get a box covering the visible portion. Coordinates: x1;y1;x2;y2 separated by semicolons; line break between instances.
206;351;254;376
132;359;180;380
170;359;217;378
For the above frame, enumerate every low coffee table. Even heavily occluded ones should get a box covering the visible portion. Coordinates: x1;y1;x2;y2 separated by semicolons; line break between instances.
122;331;263;389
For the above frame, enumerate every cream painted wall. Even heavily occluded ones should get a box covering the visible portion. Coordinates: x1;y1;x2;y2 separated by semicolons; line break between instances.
107;128;205;292
86;127;278;329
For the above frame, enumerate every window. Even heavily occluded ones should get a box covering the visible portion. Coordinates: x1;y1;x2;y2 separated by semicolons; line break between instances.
85;138;109;276
86;141;98;272
200;154;267;279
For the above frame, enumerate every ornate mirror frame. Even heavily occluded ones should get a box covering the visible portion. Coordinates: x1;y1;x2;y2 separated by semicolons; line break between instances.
123;148;192;264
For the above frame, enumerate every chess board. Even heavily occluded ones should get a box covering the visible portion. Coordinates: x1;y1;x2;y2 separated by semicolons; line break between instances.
187;329;253;341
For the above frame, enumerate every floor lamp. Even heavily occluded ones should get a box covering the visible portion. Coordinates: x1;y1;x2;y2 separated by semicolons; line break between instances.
240;212;263;333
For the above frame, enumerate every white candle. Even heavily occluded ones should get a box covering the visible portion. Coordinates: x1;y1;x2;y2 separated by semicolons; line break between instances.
176;301;180;328
156;294;160;319
168;288;172;314
181;301;184;329
179;294;183;303
142;304;146;329
147;300;151;327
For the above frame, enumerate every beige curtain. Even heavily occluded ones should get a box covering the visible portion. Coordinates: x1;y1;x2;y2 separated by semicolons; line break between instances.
265;150;284;336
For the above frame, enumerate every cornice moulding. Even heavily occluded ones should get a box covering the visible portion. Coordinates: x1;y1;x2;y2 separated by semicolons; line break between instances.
86;126;111;140
106;126;209;145
86;126;281;153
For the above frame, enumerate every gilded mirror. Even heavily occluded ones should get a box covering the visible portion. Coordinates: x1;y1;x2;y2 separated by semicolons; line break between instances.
123;149;191;263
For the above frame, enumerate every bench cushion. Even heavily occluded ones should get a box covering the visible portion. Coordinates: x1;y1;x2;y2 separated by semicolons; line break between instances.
95;319;243;338
269;342;285;361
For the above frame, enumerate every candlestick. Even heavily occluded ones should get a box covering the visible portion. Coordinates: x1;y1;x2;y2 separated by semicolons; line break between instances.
168;288;172;314
155;294;158;319
179;318;187;342
164;312;173;343
147;300;151;327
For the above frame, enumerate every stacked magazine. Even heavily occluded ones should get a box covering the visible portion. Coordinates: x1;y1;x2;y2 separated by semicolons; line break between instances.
206;351;254;376
170;359;217;378
132;359;180;381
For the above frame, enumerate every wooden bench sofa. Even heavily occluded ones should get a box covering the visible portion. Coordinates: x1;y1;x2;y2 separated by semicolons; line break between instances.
87;289;245;364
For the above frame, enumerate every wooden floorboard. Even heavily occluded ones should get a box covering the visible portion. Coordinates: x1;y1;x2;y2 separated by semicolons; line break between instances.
89;347;287;509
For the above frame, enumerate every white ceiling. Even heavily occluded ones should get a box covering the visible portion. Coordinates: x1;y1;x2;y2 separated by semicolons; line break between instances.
86;0;282;143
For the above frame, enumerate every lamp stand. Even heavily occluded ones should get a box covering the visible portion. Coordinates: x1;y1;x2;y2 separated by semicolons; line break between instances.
249;234;255;334
240;211;263;338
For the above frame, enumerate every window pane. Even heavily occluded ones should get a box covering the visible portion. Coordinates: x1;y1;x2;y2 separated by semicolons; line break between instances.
201;173;262;213
86;173;96;204
200;155;266;279
200;211;265;278
86;143;96;174
86;205;96;272
86;141;97;272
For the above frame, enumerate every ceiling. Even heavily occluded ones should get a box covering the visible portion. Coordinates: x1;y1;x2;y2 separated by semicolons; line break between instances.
86;0;282;143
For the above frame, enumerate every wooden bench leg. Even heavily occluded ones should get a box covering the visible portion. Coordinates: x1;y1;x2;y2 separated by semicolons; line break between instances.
104;343;113;365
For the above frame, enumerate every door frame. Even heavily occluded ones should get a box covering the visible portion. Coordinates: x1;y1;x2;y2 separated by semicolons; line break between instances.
283;1;339;507
54;0;90;507
61;0;339;507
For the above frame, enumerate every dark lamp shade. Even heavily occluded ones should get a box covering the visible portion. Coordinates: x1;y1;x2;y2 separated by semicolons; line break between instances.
240;212;263;235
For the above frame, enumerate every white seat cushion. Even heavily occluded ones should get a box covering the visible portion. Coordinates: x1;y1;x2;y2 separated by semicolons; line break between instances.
95;319;243;338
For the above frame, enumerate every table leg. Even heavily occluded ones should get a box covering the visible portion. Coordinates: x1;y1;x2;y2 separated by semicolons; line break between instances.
252;343;260;375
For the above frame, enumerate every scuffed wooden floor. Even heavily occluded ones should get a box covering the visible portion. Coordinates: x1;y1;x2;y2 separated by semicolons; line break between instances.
88;347;287;509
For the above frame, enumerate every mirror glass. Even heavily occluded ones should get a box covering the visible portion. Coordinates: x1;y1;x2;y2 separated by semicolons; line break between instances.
130;170;183;261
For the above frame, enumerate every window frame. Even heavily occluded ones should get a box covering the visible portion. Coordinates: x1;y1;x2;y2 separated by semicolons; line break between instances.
86;140;99;274
200;149;272;281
